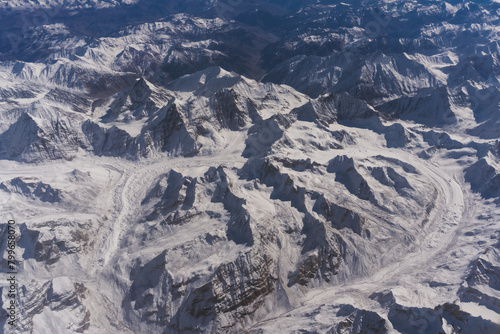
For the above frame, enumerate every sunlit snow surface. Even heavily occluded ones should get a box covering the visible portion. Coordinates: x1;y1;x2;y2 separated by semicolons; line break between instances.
0;0;500;333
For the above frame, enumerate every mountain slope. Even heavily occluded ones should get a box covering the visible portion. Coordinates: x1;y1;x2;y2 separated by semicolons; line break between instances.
0;0;499;333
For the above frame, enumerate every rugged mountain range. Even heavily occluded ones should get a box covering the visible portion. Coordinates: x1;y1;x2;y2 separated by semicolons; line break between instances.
0;0;499;333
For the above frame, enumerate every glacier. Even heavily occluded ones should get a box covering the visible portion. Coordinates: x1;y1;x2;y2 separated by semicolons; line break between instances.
0;0;499;333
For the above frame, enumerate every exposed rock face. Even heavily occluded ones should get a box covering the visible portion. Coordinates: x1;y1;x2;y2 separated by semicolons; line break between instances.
330;306;388;334
327;156;377;204
102;78;172;123
83;102;200;159
205;167;254;246
263;51;439;106
384;123;413;148
127;251;174;326
138;103;199;157
1;278;90;334
126;244;277;332
377;87;457;127
143;170;197;223
465;158;500;201
421;130;464;150
292;214;345;286
0;113;82;162
312;194;365;235
292;92;376;126
210;89;249;131
0;178;63;203
367;289;500;334
82;121;137;158
369;166;413;196
173;251;277;332
458;248;500;312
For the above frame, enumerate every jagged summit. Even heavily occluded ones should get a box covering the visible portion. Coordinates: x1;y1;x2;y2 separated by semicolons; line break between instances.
0;113;82;162
166;66;241;94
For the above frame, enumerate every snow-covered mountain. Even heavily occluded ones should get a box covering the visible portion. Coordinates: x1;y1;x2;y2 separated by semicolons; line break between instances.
0;0;499;333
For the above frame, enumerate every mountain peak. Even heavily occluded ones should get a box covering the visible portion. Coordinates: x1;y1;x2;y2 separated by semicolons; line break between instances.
167;66;242;94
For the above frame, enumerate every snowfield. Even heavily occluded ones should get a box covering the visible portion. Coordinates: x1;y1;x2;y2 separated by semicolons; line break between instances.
0;0;500;333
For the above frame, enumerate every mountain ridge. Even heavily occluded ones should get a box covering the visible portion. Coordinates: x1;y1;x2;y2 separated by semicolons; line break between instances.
0;0;499;333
